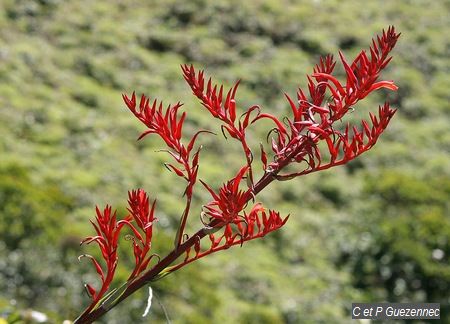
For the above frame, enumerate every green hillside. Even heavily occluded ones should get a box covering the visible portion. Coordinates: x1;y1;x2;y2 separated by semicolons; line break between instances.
0;0;448;323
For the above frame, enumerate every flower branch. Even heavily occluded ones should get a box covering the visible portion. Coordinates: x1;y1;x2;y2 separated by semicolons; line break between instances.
75;27;400;323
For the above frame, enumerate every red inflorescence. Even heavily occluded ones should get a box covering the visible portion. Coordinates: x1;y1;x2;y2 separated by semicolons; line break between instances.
200;166;251;225
79;206;123;305
252;26;400;178
119;189;158;279
77;27;400;321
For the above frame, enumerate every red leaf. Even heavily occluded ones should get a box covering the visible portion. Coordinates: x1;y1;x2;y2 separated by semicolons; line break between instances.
339;51;358;90
187;130;214;154
175;111;186;140
79;254;105;283
221;124;238;139
241;105;260;130
232;166;249;194
285;93;298;119
253;113;287;141
200;180;220;201
312;73;346;96
122;92;136;109
260;144;267;170
191;147;201;168
194;240;201;255
368;81;398;92
164;163;185;177
85;283;97;299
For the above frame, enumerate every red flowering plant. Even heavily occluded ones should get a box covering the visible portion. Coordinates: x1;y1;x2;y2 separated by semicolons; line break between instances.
75;27;400;323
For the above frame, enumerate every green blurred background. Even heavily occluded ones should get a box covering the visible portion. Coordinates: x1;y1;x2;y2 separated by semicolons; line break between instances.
0;0;448;323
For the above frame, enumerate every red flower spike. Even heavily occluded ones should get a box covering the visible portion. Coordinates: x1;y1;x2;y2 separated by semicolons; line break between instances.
120;189;158;279
166;202;289;275
182;64;259;185
79;205;123;310
181;64;241;124
201;166;250;225
123;89;210;248
76;27;399;323
259;26;399;175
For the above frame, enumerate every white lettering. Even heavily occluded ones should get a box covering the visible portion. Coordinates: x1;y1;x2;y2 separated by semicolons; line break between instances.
375;306;383;316
386;306;393;316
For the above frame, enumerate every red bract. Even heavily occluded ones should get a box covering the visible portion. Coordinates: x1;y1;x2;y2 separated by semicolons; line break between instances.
118;189;158;279
76;27;400;323
182;64;261;185
181;64;240;124
79;206;124;311
254;26;400;178
166;203;289;274
122;92;208;247
200;166;250;225
122;92;201;188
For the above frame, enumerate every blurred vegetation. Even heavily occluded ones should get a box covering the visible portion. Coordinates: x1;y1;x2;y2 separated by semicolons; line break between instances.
0;0;448;323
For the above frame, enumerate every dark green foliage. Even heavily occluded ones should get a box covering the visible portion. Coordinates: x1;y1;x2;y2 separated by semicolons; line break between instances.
0;163;73;250
338;172;450;321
